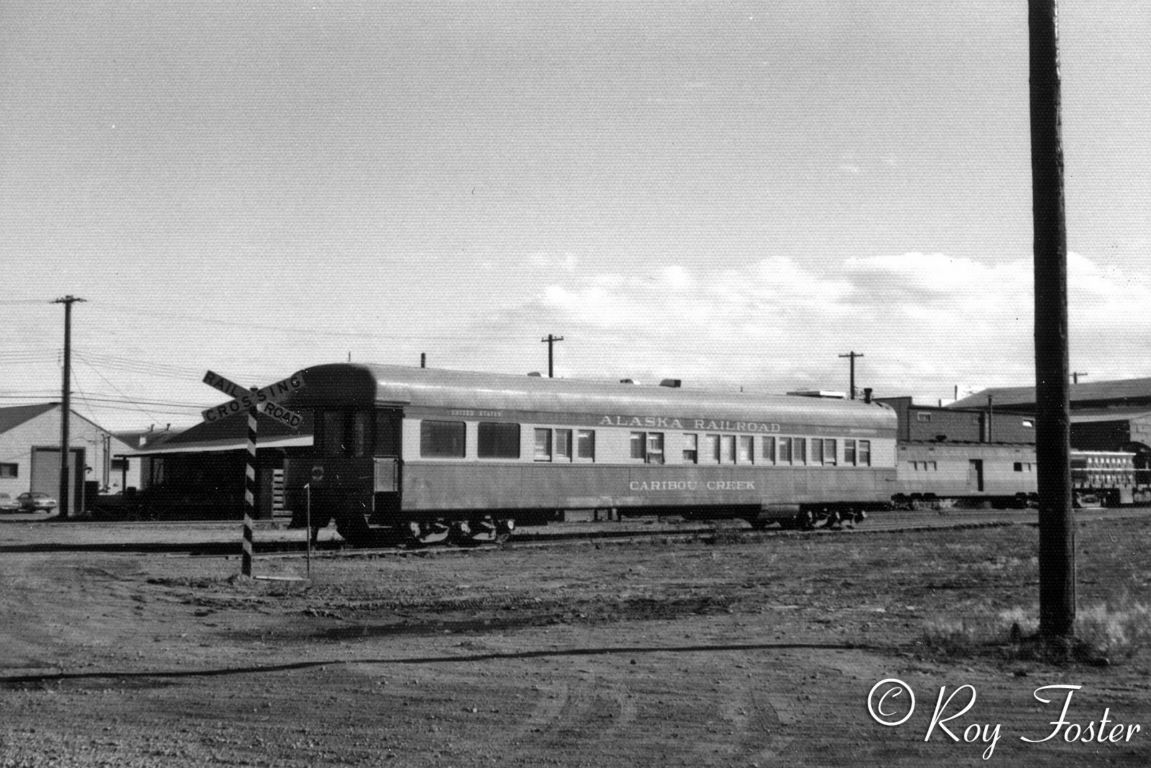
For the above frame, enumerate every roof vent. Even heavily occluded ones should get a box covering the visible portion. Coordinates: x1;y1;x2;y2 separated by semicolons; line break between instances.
527;371;542;377
619;378;638;385
659;379;682;388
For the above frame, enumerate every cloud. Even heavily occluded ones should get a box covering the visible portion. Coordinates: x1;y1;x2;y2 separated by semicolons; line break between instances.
527;251;579;273
462;251;1151;402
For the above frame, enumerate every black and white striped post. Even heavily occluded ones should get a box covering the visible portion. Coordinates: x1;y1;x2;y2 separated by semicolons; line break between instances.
201;370;305;579
243;386;258;576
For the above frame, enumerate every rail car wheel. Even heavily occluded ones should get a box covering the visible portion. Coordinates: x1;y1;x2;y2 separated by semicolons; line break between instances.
447;521;474;546
404;520;450;547
494;518;515;544
784;510;814;530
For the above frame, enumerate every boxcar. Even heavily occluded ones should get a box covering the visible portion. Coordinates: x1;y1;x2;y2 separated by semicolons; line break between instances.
894;442;1141;509
281;363;898;545
893;441;1039;509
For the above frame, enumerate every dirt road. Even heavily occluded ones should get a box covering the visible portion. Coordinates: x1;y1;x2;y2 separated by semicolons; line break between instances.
2;516;1150;766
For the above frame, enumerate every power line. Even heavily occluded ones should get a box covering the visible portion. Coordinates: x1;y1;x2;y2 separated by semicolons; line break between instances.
0;392;207;410
90;300;535;341
74;354;173;426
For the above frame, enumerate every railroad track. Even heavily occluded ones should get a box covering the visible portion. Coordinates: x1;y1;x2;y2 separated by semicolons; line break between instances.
3;506;1147;557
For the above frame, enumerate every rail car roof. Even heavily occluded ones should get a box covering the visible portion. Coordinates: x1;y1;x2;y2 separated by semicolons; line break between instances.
284;363;896;432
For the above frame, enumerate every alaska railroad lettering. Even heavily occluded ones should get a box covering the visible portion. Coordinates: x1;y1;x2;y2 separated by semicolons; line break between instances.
600;415;781;433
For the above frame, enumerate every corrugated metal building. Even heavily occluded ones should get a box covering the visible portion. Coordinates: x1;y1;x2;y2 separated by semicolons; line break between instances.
950;378;1151;456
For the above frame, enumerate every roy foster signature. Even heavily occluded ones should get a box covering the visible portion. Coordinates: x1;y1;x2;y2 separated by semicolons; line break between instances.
867;679;1143;760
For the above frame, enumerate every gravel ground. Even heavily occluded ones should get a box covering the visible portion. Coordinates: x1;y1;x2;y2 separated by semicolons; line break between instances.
2;513;1150;766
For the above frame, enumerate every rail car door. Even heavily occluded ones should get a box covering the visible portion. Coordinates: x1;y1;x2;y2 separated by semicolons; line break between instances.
372;409;403;521
968;459;985;492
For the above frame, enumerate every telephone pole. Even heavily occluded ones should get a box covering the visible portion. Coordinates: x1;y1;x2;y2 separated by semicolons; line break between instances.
53;295;85;518
541;334;564;378
838;351;864;399
1030;0;1075;640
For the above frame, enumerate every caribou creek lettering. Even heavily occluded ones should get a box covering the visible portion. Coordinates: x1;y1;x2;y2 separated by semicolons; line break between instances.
628;480;755;492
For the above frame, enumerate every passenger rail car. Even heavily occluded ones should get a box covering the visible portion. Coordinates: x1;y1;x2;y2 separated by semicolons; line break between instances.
282;363;899;545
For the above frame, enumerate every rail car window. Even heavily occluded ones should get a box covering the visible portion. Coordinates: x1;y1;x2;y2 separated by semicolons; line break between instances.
858;440;871;466
777;437;792;464
630;432;665;464
702;434;720;464
763;436;775;465
351;411;371;457
820;439;837;466
719;435;734;464
794;438;807;465
738;435;754;464
647;433;665;464
845;440;856;465
576;430;595;460
683;433;699;463
375;411;401;456
629;432;644;460
420;420;466;458
319;411;345;455
534;429;553;461
478;422;520;459
810;439;823;465
318;409;375;457
555;429;573;460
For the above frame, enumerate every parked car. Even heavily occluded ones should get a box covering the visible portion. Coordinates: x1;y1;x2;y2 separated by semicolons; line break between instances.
0;493;20;513
17;492;57;511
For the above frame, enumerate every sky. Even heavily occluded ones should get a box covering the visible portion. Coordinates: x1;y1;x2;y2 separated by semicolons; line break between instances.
2;1;1150;432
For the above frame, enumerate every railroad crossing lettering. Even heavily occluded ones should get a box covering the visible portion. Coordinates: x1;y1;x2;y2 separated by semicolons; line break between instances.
201;370;305;423
258;400;304;429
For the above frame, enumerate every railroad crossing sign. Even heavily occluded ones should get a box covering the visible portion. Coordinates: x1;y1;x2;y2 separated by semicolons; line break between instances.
201;370;304;425
201;369;306;577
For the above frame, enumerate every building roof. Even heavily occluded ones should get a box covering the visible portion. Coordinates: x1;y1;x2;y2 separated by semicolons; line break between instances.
126;409;312;456
0;403;58;434
113;428;185;451
1069;407;1151;424
950;377;1151;411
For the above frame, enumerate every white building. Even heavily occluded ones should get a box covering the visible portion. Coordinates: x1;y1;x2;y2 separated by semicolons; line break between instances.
0;403;139;513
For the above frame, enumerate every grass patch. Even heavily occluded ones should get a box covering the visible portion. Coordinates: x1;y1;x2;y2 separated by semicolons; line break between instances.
917;598;1151;667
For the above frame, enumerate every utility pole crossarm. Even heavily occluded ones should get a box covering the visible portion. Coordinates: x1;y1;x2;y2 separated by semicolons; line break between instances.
837;351;864;400
540;334;564;378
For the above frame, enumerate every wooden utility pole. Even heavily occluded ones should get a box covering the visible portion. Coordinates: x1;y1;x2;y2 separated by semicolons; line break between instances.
838;351;864;399
1029;0;1075;639
53;296;85;517
541;334;564;378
